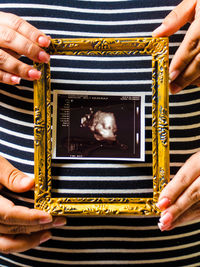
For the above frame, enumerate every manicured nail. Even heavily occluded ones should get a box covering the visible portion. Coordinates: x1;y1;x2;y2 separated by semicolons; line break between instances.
169;70;180;82
40;232;51;244
38;36;51;47
11;76;21;84
159;212;173;226
158;222;170;232
170;82;182;94
152;24;166;37
156;197;171;211
53;217;67;227
20;176;34;189
28;69;41;80
38;51;50;63
39;216;52;224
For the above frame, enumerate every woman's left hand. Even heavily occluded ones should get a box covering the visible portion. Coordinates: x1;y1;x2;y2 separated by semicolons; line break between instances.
157;152;200;231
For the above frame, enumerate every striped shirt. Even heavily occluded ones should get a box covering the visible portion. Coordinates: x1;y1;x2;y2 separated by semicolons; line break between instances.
0;0;200;266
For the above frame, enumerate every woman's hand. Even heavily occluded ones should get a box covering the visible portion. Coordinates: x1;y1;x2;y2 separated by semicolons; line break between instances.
0;11;50;85
157;152;200;231
153;0;200;93
0;156;66;253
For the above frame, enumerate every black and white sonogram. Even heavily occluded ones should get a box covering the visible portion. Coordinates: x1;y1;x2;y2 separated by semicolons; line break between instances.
52;91;145;161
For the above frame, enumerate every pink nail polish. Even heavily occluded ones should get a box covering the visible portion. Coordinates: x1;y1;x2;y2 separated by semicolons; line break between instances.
38;51;50;63
53;217;67;227
169;70;180;82
156;197;171;211
11;76;21;84
38;36;51;47
40;232;51;244
159;212;173;226
28;69;41;80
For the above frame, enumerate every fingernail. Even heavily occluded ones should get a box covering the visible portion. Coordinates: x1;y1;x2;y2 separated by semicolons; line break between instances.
53;217;67;227
28;69;41;80
39;215;52;224
170;82;182;94
158;222;170;232
11;76;21;84
156;197;171;211
20;176;34;188
38;51;50;63
169;70;180;82
159;212;173;226
40;232;51;244
152;24;166;37
38;36;51;47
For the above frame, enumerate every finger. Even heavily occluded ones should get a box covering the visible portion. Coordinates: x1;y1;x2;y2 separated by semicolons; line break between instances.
0;156;34;192
152;0;196;37
0;12;50;47
169;50;200;93
2;48;20;59
0;217;66;234
0;69;21;85
158;202;200;231
169;19;200;90
0;230;51;254
0;195;52;225
157;152;200;210
0;49;41;82
158;175;200;229
0;25;50;63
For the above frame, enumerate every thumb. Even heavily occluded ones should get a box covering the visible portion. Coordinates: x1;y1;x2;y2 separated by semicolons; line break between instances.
152;0;196;37
0;156;34;193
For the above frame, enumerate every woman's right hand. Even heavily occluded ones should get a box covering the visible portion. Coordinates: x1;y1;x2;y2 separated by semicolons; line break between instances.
0;156;67;254
0;11;50;85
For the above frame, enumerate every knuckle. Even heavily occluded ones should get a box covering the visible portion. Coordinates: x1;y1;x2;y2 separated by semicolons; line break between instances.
23;41;35;57
8;13;25;32
9;225;30;234
179;172;190;186
187;38;200;52
0;246;11;254
0;50;7;65
0;26;15;43
187;187;200;203
7;168;21;188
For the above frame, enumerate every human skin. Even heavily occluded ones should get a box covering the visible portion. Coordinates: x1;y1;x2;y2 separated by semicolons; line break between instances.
153;0;200;231
0;12;66;253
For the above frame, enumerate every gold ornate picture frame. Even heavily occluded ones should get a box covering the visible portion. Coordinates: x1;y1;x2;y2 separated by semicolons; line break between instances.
34;37;169;216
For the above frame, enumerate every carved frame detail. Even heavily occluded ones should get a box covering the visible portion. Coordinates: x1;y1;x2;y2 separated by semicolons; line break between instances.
34;37;169;216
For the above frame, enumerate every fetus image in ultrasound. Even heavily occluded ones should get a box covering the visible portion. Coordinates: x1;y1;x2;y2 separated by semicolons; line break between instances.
54;93;143;160
81;109;117;142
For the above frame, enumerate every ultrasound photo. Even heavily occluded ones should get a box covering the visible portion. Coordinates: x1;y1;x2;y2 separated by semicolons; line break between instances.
52;91;145;161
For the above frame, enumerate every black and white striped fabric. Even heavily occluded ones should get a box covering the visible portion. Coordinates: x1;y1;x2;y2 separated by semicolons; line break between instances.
0;0;200;266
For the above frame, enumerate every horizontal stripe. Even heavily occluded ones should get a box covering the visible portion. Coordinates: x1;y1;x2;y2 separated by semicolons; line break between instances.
51;189;153;194
0;4;175;14
0;89;33;103
0;140;34;153
43;29;186;37
12;251;200;265
35;240;200;253
0;115;33;127
0;256;30;267
51;67;152;73
0;102;33;115
52;176;152;181
52;228;200;242
0;127;33;139
23;16;163;26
